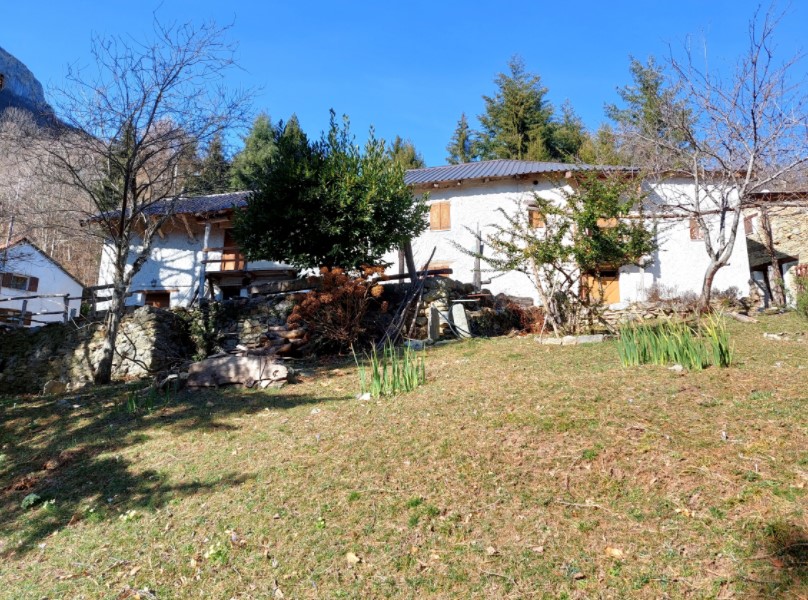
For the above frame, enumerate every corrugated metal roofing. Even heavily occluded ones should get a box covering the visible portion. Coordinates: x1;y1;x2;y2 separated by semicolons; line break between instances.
141;191;251;216
404;159;626;186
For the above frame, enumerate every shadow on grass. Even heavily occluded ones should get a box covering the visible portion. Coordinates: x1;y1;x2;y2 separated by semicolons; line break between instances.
0;383;346;556
745;520;808;595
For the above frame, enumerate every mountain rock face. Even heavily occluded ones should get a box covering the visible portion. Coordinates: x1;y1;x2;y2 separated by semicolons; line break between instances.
0;46;55;120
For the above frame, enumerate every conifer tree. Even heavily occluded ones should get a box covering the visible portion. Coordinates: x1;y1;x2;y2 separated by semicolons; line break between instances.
477;56;554;161
387;135;425;169
445;113;476;164
193;133;231;194
230;112;279;189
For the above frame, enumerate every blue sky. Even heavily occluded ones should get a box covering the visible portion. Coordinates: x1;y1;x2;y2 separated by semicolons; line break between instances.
2;1;806;166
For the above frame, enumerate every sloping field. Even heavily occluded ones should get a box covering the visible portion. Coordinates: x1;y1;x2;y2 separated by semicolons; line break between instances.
1;314;806;598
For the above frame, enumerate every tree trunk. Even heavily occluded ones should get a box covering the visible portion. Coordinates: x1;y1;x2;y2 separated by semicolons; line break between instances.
699;261;721;312
93;286;126;384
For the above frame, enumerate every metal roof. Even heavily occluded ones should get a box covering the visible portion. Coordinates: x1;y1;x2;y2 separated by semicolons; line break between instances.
404;159;627;186
141;191;251;216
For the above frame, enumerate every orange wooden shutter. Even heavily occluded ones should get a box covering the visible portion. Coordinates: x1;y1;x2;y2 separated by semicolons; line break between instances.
529;210;545;228
441;202;450;230
430;204;440;230
689;218;703;240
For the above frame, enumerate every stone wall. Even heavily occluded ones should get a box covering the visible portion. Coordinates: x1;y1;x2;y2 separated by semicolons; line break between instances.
0;307;193;394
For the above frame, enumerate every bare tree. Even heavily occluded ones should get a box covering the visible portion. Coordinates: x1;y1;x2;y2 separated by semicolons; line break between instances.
24;19;249;384
630;5;808;308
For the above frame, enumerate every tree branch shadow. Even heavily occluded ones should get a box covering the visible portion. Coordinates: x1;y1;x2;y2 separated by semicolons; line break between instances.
0;384;348;556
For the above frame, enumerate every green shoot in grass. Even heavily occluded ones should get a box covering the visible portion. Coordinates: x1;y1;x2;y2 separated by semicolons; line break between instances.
354;340;426;398
617;316;733;369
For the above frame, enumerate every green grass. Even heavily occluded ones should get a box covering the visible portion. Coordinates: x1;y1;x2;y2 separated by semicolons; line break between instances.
0;313;806;598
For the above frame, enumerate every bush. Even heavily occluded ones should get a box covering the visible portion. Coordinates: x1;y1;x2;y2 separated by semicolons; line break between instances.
287;266;389;351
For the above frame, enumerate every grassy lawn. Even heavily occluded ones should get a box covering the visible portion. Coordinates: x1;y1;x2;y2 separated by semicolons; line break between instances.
1;314;806;599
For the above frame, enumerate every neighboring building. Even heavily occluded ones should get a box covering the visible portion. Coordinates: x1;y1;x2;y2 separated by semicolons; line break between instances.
385;160;752;305
0;237;84;326
743;192;808;306
95;192;296;308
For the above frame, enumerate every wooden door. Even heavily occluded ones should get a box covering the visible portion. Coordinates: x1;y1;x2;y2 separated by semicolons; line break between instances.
221;229;246;271
582;271;620;304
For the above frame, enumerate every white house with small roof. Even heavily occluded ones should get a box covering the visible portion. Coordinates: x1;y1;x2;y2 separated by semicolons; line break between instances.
95;191;296;308
0;237;84;326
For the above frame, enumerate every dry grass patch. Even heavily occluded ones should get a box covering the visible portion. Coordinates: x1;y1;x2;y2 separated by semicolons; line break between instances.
0;314;806;598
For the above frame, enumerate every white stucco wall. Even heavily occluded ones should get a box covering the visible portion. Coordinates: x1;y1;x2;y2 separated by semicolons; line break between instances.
385;176;752;305
97;221;291;308
0;242;83;326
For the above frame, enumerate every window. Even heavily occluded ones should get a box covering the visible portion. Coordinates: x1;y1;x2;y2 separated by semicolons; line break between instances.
0;272;38;291
689;217;704;240
429;202;451;231
528;209;545;229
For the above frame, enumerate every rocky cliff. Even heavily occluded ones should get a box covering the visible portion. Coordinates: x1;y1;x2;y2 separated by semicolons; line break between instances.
0;46;56;122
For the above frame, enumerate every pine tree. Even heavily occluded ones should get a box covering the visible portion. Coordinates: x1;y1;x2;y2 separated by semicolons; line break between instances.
387;135;425;169
605;57;691;166
230;113;279;190
477;56;554;161
193;133;231;194
547;101;587;161
446;113;476;164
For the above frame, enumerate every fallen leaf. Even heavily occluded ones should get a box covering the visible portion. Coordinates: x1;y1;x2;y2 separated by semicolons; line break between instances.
605;546;625;559
573;571;586;580
486;546;499;556
531;546;544;554
345;552;361;565
129;565;141;577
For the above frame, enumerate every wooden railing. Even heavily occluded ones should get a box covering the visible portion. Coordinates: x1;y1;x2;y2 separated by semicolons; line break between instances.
0;293;75;326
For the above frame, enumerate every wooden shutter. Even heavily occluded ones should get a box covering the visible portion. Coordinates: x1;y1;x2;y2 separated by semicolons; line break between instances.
1;272;11;287
430;203;450;231
27;276;39;292
528;210;545;229
689;217;703;240
597;217;618;228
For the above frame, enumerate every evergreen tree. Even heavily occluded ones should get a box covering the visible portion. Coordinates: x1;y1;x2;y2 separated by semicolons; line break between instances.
547;101;587;160
477;56;554;161
578;124;623;165
193;133;231;194
234;111;428;269
230;112;279;190
605;57;691;166
446;113;476;164
387;135;425;169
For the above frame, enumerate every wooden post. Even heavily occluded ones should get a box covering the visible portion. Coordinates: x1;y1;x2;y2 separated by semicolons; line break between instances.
403;240;417;282
63;295;70;323
19;298;27;328
197;221;212;305
473;224;482;292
